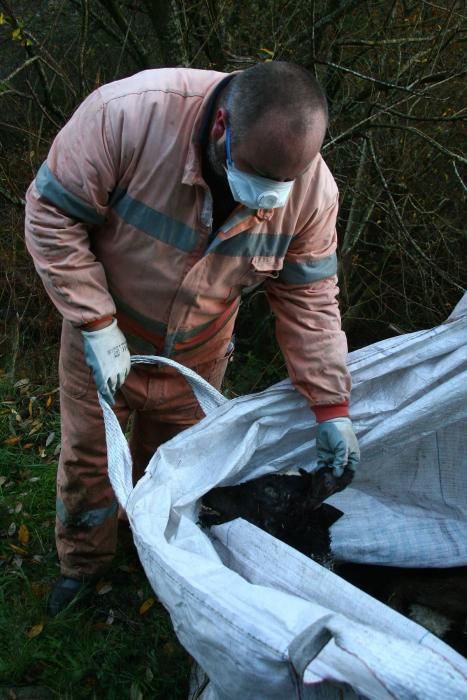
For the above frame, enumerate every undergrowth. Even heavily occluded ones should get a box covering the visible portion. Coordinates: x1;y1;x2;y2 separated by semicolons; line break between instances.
0;376;191;699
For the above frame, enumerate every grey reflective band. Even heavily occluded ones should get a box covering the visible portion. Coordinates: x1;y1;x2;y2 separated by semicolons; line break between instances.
207;231;293;258
110;188;199;252
279;252;337;284
114;292;238;353
113;293;167;337
35;161;106;225
56;498;117;528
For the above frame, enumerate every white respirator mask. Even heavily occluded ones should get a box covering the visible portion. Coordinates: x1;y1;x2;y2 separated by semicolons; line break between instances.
224;125;294;209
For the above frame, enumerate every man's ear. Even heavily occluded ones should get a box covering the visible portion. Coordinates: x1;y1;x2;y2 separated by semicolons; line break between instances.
210;107;228;141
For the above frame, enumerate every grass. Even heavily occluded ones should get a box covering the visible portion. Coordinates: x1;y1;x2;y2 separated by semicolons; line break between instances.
0;374;191;699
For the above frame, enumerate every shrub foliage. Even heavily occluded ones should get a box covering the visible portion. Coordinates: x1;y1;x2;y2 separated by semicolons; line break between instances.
0;0;465;382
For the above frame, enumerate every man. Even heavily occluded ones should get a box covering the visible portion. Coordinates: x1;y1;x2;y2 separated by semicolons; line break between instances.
25;62;359;615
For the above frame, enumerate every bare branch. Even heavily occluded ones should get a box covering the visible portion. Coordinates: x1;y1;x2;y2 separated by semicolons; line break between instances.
313;58;426;96
335;36;437;46
367;123;467;166
380;107;466;123
452;161;467;193
2;56;40;82
368;139;464;292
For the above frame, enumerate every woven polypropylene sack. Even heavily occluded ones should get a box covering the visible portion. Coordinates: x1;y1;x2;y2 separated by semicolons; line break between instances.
102;293;467;700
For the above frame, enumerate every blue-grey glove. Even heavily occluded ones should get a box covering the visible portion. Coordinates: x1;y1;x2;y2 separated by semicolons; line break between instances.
316;417;360;477
82;320;131;405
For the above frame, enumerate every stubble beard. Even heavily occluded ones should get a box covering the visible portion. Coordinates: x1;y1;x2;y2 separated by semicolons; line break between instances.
207;138;227;179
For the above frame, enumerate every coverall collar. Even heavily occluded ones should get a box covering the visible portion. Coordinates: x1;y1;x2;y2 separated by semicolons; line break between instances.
183;73;235;188
183;71;275;223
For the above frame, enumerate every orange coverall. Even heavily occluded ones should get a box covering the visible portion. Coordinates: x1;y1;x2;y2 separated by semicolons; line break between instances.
25;68;351;578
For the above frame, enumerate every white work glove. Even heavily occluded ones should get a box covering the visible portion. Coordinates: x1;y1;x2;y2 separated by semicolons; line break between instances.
81;320;131;405
316;417;360;477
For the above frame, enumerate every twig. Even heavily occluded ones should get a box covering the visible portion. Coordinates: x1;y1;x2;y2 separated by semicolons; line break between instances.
366;123;467;166
79;0;89;97
313;58;426;96
335;36;437;46
0;182;25;207
341;139;369;255
2;56;40;82
323;70;465;153
25;78;62;130
452;162;467;193
379;107;466;123
368;139;465;292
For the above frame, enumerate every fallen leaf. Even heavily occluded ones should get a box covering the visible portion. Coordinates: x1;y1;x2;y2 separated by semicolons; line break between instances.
13;555;23;567
15;503;23;513
23;443;34;449
139;597;155;615
95;580;112;595
53;442;61;456
91;622;112;631
14;378;30;389
10;543;28;554
31;581;48;597
105;608;115;625
8;522;16;536
162;641;177;656
46;394;53;408
45;432;55;447
4;435;21;445
0;476;7;486
27;623;44;639
18;524;29;545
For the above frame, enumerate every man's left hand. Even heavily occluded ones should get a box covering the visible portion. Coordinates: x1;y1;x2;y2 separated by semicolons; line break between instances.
316;417;360;477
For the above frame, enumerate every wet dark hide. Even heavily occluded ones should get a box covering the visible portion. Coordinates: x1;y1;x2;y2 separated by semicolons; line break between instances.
199;468;466;657
199;467;353;564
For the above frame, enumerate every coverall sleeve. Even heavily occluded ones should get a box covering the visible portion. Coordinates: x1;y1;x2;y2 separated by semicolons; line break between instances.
24;90;117;326
265;193;351;419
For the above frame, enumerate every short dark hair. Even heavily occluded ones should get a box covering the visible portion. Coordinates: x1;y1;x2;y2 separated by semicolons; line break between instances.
222;61;328;146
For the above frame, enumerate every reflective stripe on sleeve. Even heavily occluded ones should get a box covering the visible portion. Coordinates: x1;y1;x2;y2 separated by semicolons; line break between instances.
56;498;118;529
35;161;106;225
279;252;337;284
110;188;199;252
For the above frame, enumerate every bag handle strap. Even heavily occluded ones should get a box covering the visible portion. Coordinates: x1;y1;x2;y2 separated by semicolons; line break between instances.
130;355;228;415
101;355;228;507
288;614;335;699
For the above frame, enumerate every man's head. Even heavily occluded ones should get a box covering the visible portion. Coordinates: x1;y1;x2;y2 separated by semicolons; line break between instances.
207;61;328;205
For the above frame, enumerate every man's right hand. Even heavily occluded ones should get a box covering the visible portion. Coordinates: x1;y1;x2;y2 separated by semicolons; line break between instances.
81;320;131;405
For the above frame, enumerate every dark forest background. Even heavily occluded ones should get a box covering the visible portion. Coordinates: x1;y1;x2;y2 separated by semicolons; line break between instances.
0;0;465;387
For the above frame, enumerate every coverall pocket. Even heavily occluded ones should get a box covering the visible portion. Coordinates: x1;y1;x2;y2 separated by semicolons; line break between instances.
250;256;283;278
241;257;284;293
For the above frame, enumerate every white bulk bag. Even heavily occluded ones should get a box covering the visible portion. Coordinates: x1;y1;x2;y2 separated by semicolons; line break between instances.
103;293;467;699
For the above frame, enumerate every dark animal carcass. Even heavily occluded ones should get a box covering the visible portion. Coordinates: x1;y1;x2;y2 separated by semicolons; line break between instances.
199;467;353;565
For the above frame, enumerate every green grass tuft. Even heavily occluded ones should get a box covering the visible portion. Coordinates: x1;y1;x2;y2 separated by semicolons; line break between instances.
0;377;191;698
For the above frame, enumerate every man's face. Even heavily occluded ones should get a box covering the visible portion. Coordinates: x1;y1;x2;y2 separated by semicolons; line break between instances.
208;108;326;185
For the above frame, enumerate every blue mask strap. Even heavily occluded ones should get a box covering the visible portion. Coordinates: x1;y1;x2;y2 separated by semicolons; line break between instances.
225;125;234;167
